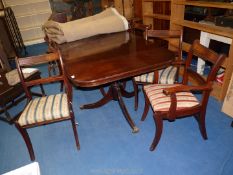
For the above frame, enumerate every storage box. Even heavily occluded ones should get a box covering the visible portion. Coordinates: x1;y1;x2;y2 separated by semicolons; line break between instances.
222;73;233;118
3;162;40;175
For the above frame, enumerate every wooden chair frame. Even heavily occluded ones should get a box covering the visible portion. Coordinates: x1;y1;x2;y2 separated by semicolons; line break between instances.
133;29;183;111
14;51;80;161
141;40;226;151
0;46;44;122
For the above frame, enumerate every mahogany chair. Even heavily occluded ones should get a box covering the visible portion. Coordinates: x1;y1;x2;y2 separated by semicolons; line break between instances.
14;51;80;161
141;40;226;151
133;29;183;111
0;47;44;122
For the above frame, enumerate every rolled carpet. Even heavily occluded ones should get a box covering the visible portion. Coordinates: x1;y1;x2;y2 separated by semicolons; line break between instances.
43;8;129;44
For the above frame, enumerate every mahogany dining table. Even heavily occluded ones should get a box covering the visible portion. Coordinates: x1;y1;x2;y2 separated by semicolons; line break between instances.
57;31;176;133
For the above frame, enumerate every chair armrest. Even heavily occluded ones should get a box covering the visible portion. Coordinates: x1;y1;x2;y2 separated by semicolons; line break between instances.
163;84;212;95
163;84;211;120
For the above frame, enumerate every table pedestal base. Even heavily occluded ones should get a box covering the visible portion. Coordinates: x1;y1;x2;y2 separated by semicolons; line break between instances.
80;81;139;133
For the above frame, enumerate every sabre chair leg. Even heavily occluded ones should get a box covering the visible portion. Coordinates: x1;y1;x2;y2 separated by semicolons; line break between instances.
141;90;150;121
132;80;138;111
15;123;35;161
150;113;163;151
70;114;80;150
198;112;208;140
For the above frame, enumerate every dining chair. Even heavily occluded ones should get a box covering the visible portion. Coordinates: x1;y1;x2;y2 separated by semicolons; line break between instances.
141;40;226;151
0;47;45;122
133;29;183;111
14;51;80;161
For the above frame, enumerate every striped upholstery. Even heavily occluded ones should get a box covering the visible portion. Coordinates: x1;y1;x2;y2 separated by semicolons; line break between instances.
18;93;69;126
144;84;199;112
134;72;154;83
134;66;177;84
158;66;177;84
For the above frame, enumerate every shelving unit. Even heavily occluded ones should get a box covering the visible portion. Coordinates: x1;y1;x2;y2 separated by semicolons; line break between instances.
170;0;233;101
142;0;171;29
2;0;52;45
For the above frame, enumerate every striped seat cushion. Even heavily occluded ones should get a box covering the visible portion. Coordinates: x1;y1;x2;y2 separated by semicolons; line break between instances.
5;68;39;86
18;93;70;126
134;66;177;84
144;84;199;112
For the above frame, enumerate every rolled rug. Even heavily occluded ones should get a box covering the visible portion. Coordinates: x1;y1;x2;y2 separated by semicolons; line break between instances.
43;8;128;44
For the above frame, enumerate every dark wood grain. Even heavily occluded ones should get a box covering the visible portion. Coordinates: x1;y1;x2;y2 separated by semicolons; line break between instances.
58;31;176;87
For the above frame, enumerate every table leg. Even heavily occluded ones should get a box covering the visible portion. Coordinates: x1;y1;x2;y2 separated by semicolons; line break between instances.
80;82;139;133
113;82;139;133
119;83;134;98
80;87;113;109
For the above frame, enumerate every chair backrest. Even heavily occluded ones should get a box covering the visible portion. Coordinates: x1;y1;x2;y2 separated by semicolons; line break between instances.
130;22;152;38
132;23;152;32
146;29;183;60
15;51;72;101
183;40;226;86
0;45;11;71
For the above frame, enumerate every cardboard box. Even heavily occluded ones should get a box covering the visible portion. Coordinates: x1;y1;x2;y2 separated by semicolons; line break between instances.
222;73;233;118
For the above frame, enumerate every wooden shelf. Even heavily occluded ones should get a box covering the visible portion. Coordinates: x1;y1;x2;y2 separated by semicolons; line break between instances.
142;0;171;28
170;40;228;68
170;0;233;101
176;1;233;9
144;13;170;20
173;20;233;39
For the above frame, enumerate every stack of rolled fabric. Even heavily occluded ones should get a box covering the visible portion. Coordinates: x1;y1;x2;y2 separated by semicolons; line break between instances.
43;8;129;44
43;21;66;44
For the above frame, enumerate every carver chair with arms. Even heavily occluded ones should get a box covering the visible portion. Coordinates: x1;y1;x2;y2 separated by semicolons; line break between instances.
14;51;80;161
133;29;183;111
0;47;45;122
141;40;226;151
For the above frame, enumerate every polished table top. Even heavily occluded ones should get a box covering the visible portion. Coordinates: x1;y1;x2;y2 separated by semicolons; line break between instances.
58;31;176;87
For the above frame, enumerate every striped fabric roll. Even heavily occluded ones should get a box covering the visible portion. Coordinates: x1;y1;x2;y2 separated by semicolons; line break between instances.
144;84;199;112
18;93;69;126
134;66;177;84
